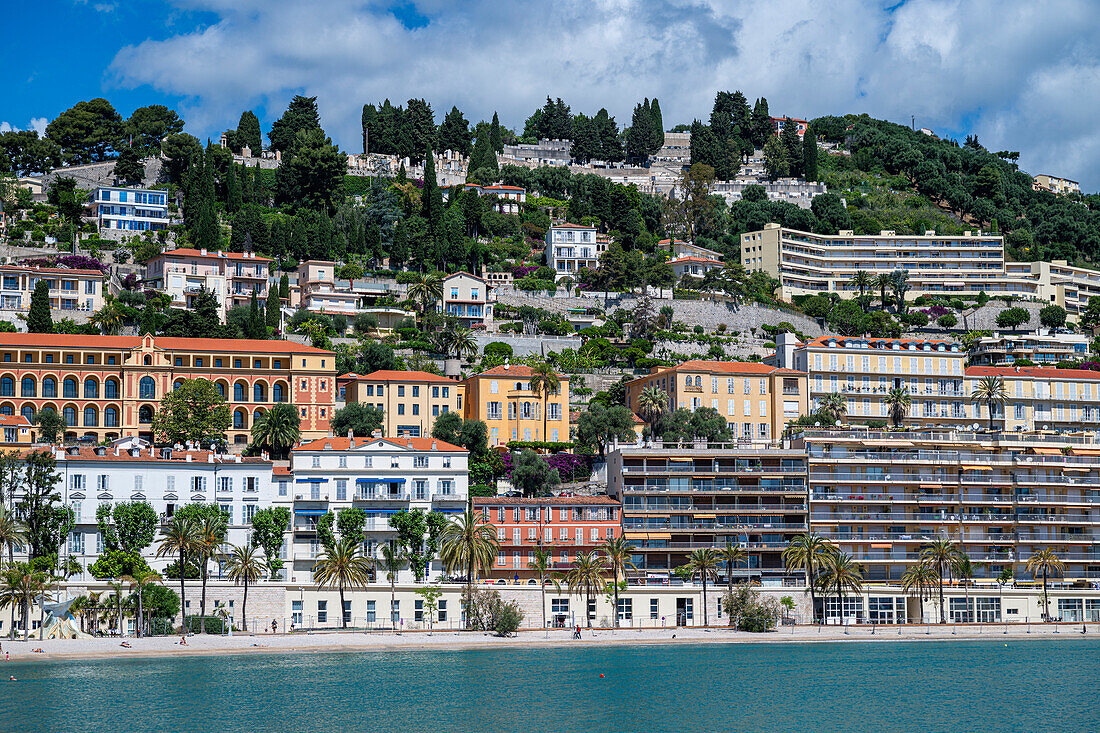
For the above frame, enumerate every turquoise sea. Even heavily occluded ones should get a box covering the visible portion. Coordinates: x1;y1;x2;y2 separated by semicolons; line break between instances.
2;639;1098;732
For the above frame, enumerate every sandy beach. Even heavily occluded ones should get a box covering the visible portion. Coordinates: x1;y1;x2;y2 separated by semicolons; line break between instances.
0;622;1093;662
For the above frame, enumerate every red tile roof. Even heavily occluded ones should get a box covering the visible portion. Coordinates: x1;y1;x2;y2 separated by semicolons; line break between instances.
665;360;799;375
474;365;566;379
474;496;619;506
0;265;104;276
359;370;459;383
57;447;270;464
0;415;31;427
550;223;597;230
442;271;487;284
669;256;723;265
154;248;272;262
293;436;466;452
967;366;1100;380
0;334;331;354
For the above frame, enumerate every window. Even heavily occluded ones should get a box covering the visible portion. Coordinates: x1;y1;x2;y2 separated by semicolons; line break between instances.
391;599;400;625
650;598;659;620
139;377;155;399
218;476;233;493
43;378;56;398
97;474;110;491
312;456;321;468
552;598;569;614
63;378;77;398
617;598;633;620
105;379;119;399
317;600;328;624
366;600;376;624
336;479;347;501
278;480;288;497
438;599;447;622
20;377;34;397
191;476;207;492
292;601;303;625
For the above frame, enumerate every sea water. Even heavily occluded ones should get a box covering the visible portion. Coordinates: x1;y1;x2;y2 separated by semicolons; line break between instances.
2;639;1097;732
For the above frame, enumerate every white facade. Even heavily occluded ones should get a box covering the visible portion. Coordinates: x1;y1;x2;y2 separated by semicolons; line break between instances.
287;436;469;583
545;223;601;281
92;186;169;234
441;271;493;328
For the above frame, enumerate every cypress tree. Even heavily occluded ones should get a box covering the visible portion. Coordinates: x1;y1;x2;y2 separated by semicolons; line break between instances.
802;123;818;182
649;98;665;154
266;291;281;328
397;162;406;183
751;97;771;149
490;112;503;152
140;303;159;336
391;219;409;269
361;103;378;154
247;290;265;339
225;163;242;213
236;110;262;154
27;281;53;334
279;274;290;300
780;117;802;177
253;162;268;206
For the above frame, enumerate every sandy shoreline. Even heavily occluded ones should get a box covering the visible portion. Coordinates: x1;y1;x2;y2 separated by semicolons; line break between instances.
1;622;1093;663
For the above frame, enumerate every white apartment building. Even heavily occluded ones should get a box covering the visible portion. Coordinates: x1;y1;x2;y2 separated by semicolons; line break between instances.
286;436;468;583
0;264;104;315
545;223;602;281
968;330;1090;366
144;248;272;318
92;186;169;238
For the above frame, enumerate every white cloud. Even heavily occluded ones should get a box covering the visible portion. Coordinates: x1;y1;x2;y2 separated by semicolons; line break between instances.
0;117;50;136
108;0;1100;189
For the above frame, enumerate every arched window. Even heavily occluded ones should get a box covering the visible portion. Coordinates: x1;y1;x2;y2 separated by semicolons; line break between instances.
139;377;155;399
0;377;13;397
253;409;264;424
43;378;56;398
215;382;226;399
20;377;35;398
105;407;119;428
173;380;184;392
253;382;266;402
143;354;152;366
695;376;702;387
84;406;98;427
234;382;246;402
138;405;153;424
20;405;34;422
84;378;99;399
63;378;78;399
233;409;247;429
522;401;532;419
104;379;119;399
63;406;77;425
272;383;286;403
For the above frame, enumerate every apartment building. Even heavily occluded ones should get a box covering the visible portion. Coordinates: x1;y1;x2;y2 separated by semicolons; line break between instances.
545;223;602;281
607;444;808;582
43;441;275;581
461;364;570;447
657;238;723;261
144;248;271;318
287;436;468;583
441;271;493;328
772;334;968;426
0;264;104;314
0;333;335;444
341;370;462;437
770;117;808;137
473;496;620;581
1032;174;1081;196
91;186;169;237
669;256;724;281
968;330;1089;366
798;428;1100;582
965;365;1100;433
0;415;34;444
624;361;807;444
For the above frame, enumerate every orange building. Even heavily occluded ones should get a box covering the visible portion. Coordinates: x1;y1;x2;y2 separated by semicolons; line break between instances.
461;364;570;447
0;333;335;445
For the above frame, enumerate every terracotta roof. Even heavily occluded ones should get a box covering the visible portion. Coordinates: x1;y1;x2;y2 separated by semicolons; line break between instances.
657;239;689;245
671;360;791;375
0;334;331;354
549;223;597;230
474;365;566;379
967;366;1100;380
669;256;723;265
482;185;525;191
0;415;31;427
359;370;458;383
273;466;291;476
154;248;272;262
293;436;466;452
442;271;487;284
474;496;620;506
57;447;270;464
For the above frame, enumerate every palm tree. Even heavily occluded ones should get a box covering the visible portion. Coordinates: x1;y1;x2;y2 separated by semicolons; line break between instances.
849;270;872;303
718;540;747;595
686;548;720;626
884;387;912;427
600;536;636;628
0;505;27;565
816;551;864;622
121;570;162;638
872;273;892;310
637;386;669;437
407;272;444;329
817;393;847;425
440;507;499;627
107;579;126;637
250;403;301;459
890;269;909;313
313;538;373;629
783;532;834;624
970;375;1008;430
197;512;228;632
527;546;553;630
440;326;478;361
0;563;40;640
565;551;608;628
528;361;561;443
1025;549;1065;621
223;543;268;633
901;563;938;624
920;537;962;624
89;298;125;335
378;541;403;628
156;514;201;632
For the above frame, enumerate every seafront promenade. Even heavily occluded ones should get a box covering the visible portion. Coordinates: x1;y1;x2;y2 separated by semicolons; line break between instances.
3;621;1094;662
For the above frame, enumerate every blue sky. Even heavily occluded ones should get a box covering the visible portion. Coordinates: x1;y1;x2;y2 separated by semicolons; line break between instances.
4;1;1100;190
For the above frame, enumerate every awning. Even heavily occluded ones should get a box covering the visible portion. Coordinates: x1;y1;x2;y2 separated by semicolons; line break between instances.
646;532;672;540
294;509;328;516
961;465;993;471
669;458;693;463
871;543;892;549
863;440;914;447
440;509;464;514
624;532;649;540
693;513;717;518
356;478;407;484
1070;448;1100;456
295;477;329;483
1064;466;1092;472
919;484;943;489
1032;448;1062;456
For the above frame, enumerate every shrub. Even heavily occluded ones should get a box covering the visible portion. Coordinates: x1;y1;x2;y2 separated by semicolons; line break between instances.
721;585;781;632
949;298;966;311
186;616;228;634
716;323;727;333
937;313;958;328
693;325;704;334
462;587;524;635
996;307;1030;329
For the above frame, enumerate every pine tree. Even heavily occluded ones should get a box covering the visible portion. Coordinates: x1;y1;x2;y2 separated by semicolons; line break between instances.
468;132;497;181
225;163;242;213
438;106;472;158
626;99;655;164
191;151;221;250
266;291;281;329
751;97;771;149
27;280;53;333
397;162;406;183
236;111;262;154
802;123;818;182
490;112;503;152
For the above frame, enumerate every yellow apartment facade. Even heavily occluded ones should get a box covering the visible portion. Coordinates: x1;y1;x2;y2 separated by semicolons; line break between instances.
341;370;463;438
461;365;570;447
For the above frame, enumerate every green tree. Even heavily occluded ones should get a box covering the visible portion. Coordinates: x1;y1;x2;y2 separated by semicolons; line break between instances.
996;307;1030;329
399;98;437;164
331;402;384;437
0;506;27;567
565;551;608;628
970;375;1007;430
440;506;499;623
121;569;162;637
266;291;281;329
94;501;158;578
601;536;636;628
389;509;448;583
15;451;72;572
637;386;669;436
1025;549;1064;621
236;110;263;154
156;513;201;630
438;106;472;158
779;117;803;177
529;361;561;443
763;135;789;181
1039;304;1067;329
151;379;231;444
276;128;345;214
268;95;321;154
113;145;145;186
32;408;65;444
250;403;301;459
815;551;864;622
174;505;228;631
511;449;560;497
124;104;184;155
312;537;373;629
489;112;504;152
884;387;912;427
162;132;203;183
250;507;291;580
27;280;53;333
378;541;403;626
223;543;268;632
686;548;720;626
527;546;553;630
718;540;747;595
901;563;938;624
577;403;636;457
45;98;124;164
225;162;242;213
802;122;818;181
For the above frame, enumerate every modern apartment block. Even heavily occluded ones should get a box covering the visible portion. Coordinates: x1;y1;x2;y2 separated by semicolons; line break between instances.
968;330;1089;366
441;271;493;328
545;223;602;281
607;444;808;582
144;248;271;318
1032;174;1081;196
286;436;468;583
473;496;620;581
0;264;104;314
624;361;807;444
340;370;462;438
461;364;570;447
798;428;1100;582
91;186;169;237
0;333;335;444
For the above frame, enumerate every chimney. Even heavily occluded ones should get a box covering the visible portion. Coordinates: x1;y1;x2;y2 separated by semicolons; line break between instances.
432;441;437;450
201;248;207;256
185;454;192;462
207;454;214;463
115;447;120;456
347;429;353;440
372;429;381;439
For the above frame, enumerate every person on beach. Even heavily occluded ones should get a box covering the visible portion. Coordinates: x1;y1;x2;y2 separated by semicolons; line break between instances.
271;619;278;634
179;637;188;646
573;625;581;639
120;642;131;648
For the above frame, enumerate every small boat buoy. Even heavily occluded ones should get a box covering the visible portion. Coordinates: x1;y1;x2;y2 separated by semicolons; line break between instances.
599;674;604;678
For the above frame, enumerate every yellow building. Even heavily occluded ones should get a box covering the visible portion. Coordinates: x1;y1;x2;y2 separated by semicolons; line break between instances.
624;360;807;444
341;370;463;438
461;365;570;447
965;365;1100;432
